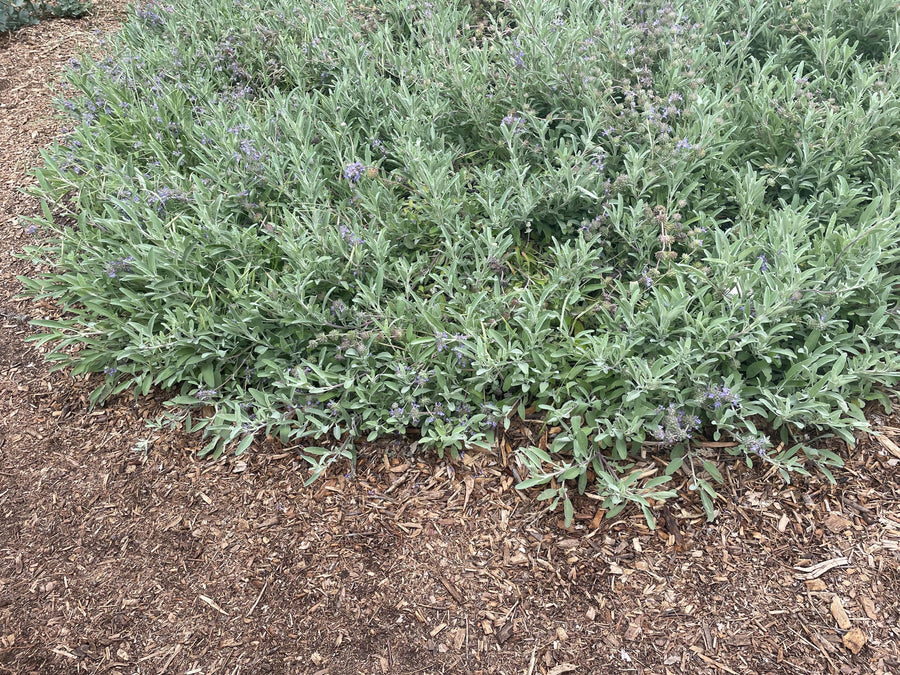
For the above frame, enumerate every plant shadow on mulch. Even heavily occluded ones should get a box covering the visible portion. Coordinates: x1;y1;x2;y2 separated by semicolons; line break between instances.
1;7;899;675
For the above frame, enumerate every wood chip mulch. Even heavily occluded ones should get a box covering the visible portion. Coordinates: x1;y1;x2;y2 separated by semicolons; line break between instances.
1;6;899;674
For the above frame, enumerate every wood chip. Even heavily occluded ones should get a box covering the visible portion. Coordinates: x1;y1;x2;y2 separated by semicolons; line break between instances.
438;574;464;604
623;622;642;641
875;434;900;458
859;595;877;620
246;578;267;618
777;514;789;532
823;512;852;533
726;635;753;647
829;595;851;630
841;628;867;654
689;646;739;674
804;579;826;591
462;474;474;511
660;506;684;547
198;594;228;615
547;664;577;675
496;620;514;644
509;551;529;565
793;557;850;580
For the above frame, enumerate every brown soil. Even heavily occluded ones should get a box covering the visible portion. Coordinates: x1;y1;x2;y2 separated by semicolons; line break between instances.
1;5;900;675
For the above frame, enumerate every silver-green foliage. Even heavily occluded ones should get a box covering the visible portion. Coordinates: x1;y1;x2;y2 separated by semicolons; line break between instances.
23;0;900;522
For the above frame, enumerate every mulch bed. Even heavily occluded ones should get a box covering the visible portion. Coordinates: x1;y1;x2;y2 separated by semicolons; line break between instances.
1;5;899;674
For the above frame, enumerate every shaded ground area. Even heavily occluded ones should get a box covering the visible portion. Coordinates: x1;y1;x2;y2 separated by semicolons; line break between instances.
1;6;899;674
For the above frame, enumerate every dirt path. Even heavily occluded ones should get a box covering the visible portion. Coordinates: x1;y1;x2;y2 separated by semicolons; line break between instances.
1;6;899;675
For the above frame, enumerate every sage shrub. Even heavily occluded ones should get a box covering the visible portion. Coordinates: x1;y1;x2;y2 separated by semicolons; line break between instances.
24;0;900;522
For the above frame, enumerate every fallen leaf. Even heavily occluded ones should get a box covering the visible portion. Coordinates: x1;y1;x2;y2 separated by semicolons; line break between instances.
842;628;867;654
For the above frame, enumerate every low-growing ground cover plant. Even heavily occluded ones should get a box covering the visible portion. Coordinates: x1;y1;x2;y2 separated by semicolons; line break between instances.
1;0;90;34
23;0;900;522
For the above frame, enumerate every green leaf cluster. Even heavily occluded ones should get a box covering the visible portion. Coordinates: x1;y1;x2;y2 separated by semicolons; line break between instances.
1;0;90;33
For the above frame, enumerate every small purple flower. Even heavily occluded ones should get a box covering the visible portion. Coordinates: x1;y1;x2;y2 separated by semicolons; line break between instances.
501;114;524;133
704;384;740;411
435;332;449;352
743;435;769;457
238;138;263;163
676;138;693;151
480;403;500;429
662;106;679;118
653;403;701;446
106;256;135;278
330;299;348;316
134;1;171;28
758;254;769;272
451;333;470;366
147;186;190;215
343;162;366;183
338;224;363;245
510;37;526;70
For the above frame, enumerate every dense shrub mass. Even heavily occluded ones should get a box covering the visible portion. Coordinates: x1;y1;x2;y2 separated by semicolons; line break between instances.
25;0;900;521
